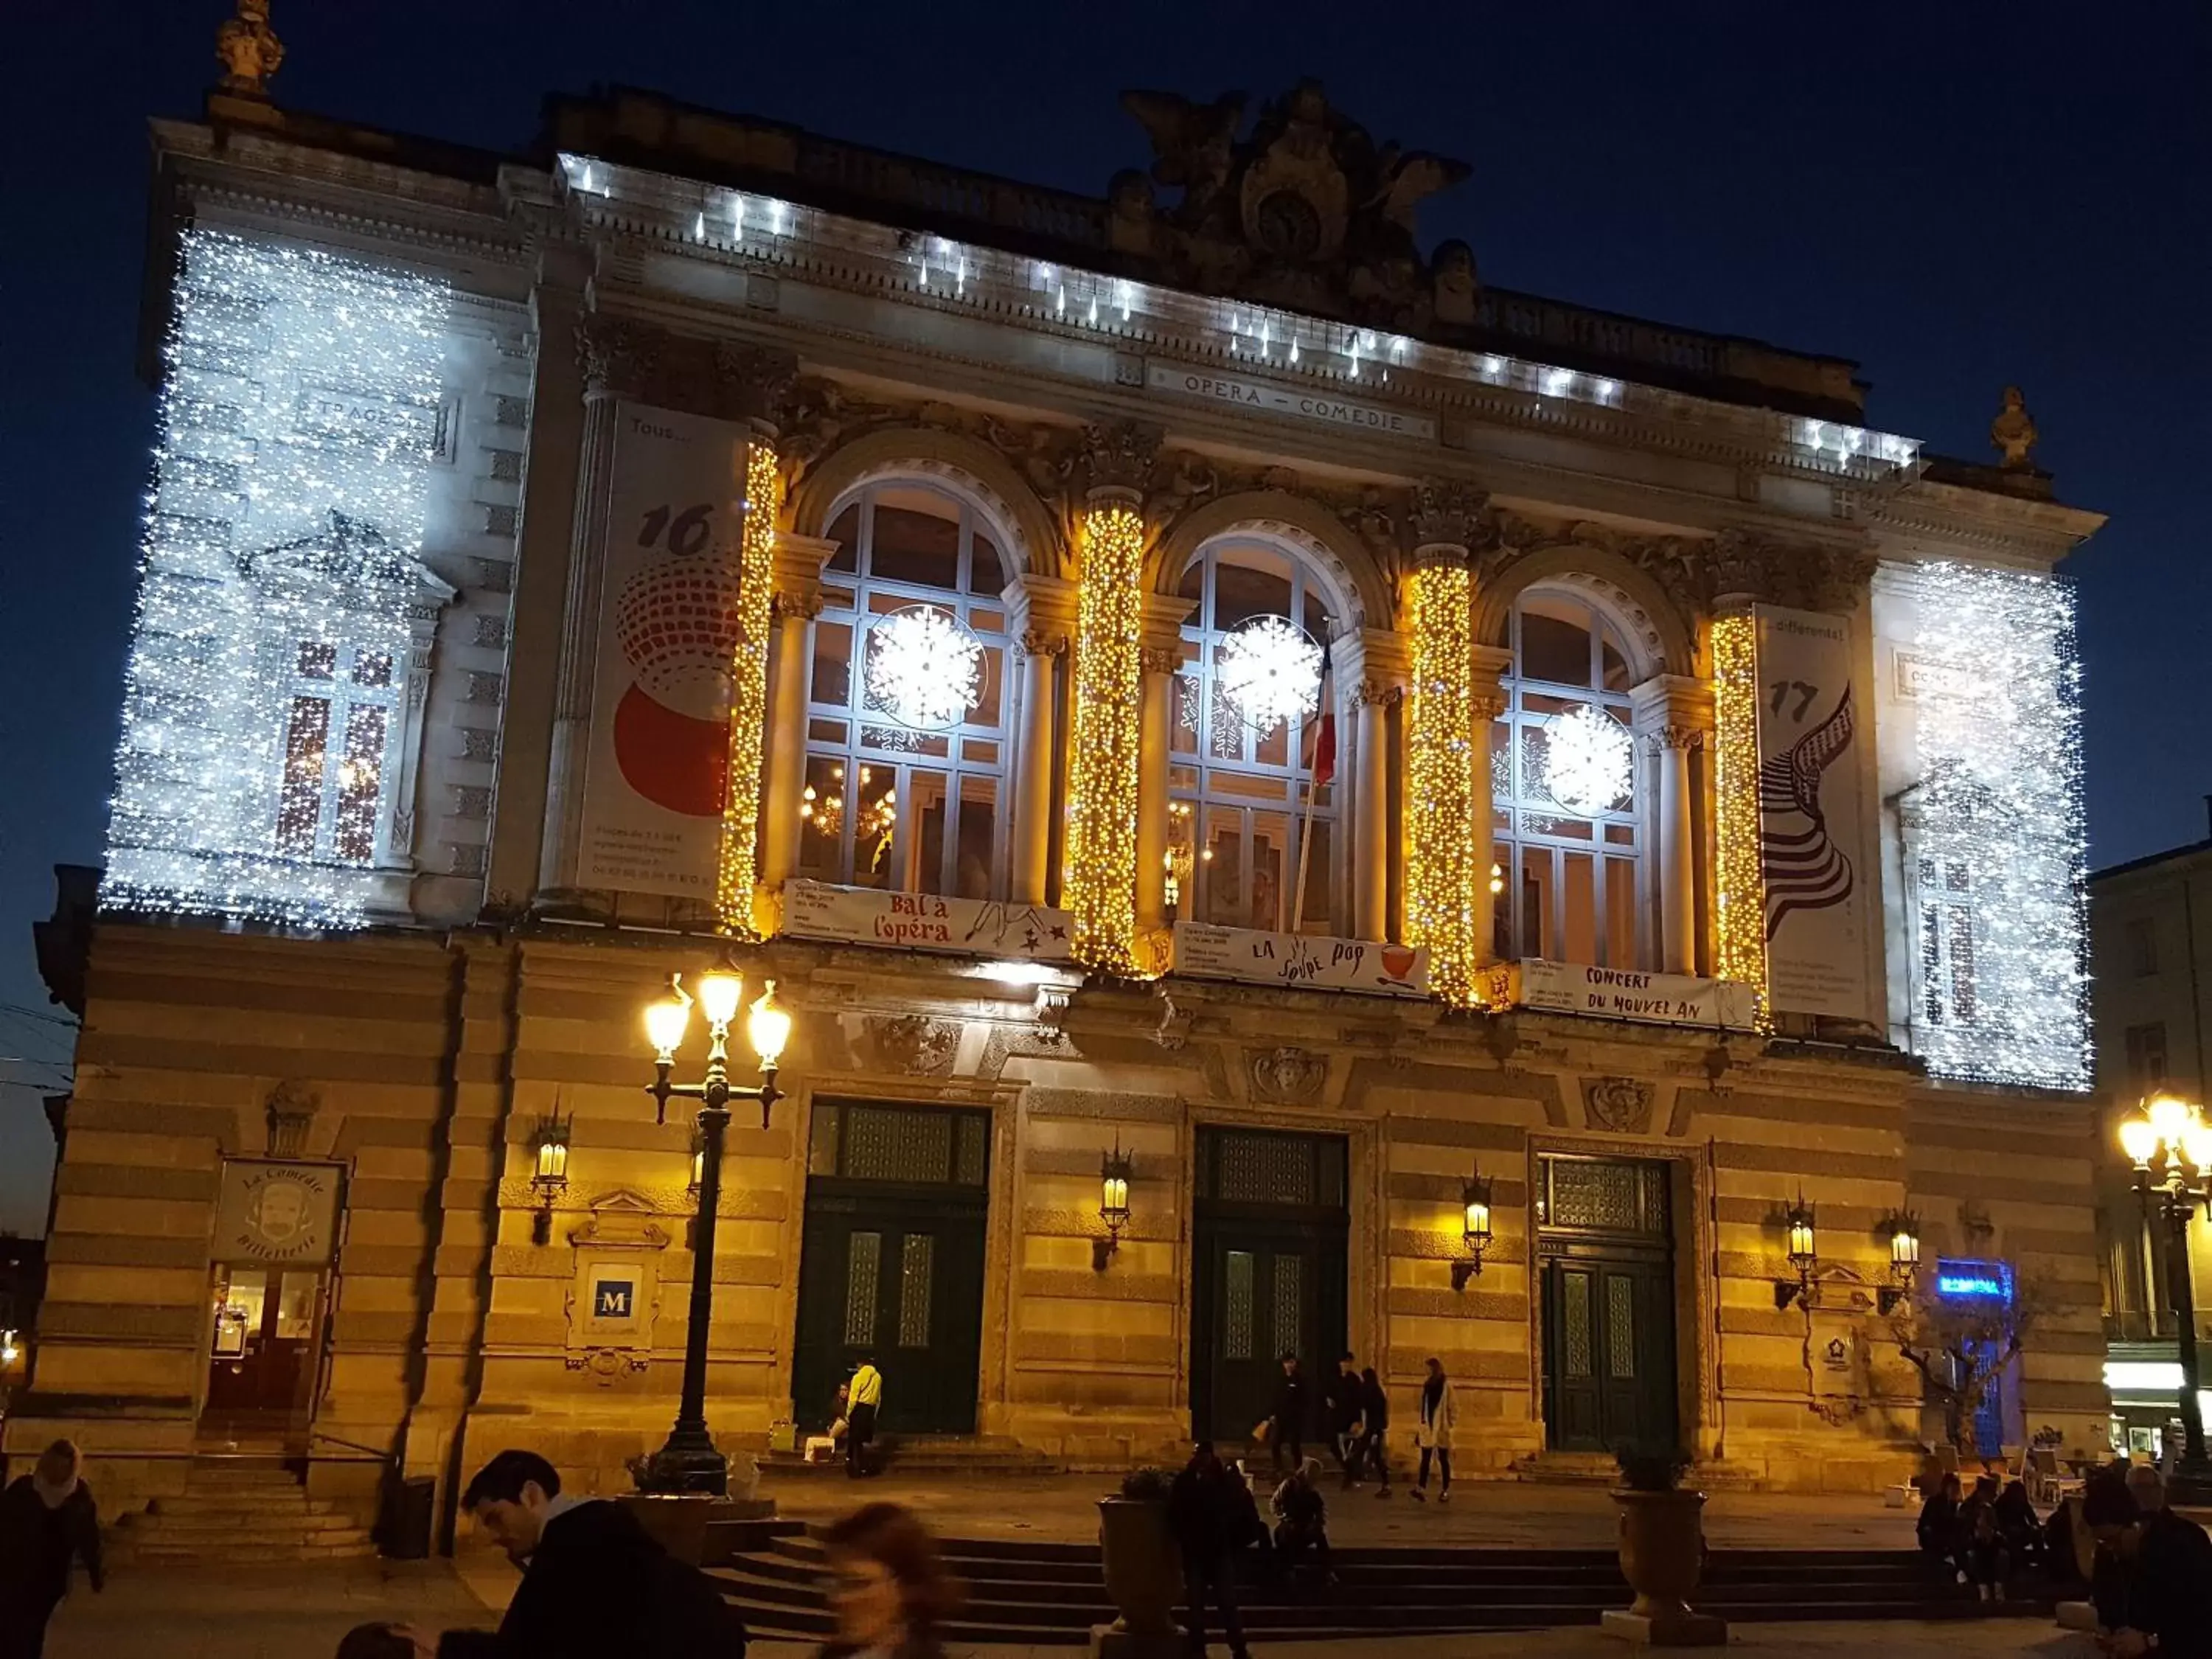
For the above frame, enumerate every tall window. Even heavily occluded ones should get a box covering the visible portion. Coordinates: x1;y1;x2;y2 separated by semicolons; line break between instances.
1915;851;1979;1030
800;482;1010;897
1169;540;1338;935
1492;589;1645;967
277;639;402;864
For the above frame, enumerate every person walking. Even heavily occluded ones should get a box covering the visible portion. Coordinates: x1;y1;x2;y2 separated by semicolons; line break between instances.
1267;1354;1309;1475
1347;1366;1391;1495
816;1502;964;1659
1408;1357;1455;1503
1269;1458;1334;1583
1322;1353;1362;1484
2107;1464;2212;1658
403;1449;749;1658
1169;1442;1251;1659
0;1439;102;1659
846;1356;884;1479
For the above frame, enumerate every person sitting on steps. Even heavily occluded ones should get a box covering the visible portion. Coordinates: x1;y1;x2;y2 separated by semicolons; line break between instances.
1270;1458;1335;1585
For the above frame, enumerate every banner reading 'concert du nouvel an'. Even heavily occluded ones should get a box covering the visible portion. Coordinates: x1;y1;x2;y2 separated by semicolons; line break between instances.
576;403;752;898
1753;606;1873;1021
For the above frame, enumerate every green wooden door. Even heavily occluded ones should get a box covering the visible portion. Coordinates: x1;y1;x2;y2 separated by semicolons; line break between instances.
791;1102;991;1436
1536;1155;1678;1457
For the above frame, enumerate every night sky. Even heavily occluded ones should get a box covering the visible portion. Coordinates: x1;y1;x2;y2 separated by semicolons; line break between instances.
1;2;2205;1231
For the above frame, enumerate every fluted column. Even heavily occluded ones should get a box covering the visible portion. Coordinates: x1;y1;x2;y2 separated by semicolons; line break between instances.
1134;604;1192;933
758;535;838;902
1003;574;1078;908
1469;649;1514;964
1332;629;1408;943
1632;674;1715;977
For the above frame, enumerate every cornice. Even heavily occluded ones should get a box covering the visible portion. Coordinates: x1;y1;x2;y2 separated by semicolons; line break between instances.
1867;476;2104;568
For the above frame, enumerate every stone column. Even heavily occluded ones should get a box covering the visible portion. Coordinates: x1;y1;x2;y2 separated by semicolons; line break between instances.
1002;574;1079;908
757;535;838;900
1134;611;1190;933
1632;674;1715;976
1332;629;1409;943
1468;647;1514;964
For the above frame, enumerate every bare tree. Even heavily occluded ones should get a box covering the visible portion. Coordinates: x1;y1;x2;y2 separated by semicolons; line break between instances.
1886;1279;2048;1454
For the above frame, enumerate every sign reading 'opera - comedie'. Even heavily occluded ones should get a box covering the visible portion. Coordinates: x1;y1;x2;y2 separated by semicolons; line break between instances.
576;403;752;898
1512;960;1760;1032
1753;605;1873;1020
782;881;1077;961
1172;923;1430;998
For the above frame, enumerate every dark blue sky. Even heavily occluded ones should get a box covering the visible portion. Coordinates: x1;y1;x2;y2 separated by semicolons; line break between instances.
2;1;2205;1230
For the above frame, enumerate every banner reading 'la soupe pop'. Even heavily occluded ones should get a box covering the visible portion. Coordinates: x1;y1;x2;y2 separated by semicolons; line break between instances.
577;403;752;898
1752;605;1873;1021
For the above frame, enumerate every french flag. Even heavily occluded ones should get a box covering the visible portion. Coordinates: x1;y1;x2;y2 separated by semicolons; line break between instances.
1309;637;1336;785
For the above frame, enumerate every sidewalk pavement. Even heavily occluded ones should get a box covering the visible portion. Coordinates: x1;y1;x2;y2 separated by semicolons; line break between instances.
41;1557;2099;1659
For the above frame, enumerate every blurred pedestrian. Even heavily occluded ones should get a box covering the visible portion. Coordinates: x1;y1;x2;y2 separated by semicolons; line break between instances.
1268;1355;1308;1475
1408;1357;1455;1503
1169;1441;1251;1659
0;1439;103;1659
2107;1464;2212;1658
402;1449;748;1657
1347;1366;1391;1495
335;1626;417;1659
817;1502;962;1659
1322;1353;1361;1482
847;1356;884;1479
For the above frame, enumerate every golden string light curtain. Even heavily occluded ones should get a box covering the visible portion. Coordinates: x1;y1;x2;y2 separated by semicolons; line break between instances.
717;439;782;936
1065;500;1147;973
1709;611;1769;1026
1404;556;1480;1006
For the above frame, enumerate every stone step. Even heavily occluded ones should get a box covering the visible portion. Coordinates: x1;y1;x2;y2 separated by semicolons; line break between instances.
126;1513;370;1540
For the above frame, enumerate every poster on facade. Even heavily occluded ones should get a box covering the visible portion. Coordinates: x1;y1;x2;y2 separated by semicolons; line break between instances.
575;403;752;897
212;1161;344;1267
1509;959;1759;1031
1753;605;1873;1020
1171;923;1430;998
782;880;1077;961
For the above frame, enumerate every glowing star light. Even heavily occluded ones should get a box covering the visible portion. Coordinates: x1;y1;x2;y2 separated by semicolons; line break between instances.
1543;704;1632;815
1215;615;1322;734
863;605;985;731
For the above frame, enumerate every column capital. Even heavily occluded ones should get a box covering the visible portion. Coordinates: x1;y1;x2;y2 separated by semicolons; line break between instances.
1080;419;1164;503
1470;642;1516;694
1630;672;1715;734
574;315;798;434
1644;725;1707;755
1331;626;1411;695
1140;591;1197;664
1002;571;1081;646
1408;476;1490;556
771;532;839;617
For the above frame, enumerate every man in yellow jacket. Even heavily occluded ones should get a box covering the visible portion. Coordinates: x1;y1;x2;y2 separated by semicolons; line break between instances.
846;1357;883;1479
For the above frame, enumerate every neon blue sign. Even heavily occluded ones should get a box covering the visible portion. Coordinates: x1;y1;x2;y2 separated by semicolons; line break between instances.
1934;1259;2012;1301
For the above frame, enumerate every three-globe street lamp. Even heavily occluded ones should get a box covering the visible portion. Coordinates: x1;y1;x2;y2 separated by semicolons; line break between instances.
2118;1092;2212;1499
635;954;791;1495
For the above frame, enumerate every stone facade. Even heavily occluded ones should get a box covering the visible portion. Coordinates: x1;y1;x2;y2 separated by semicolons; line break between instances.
9;81;2114;1525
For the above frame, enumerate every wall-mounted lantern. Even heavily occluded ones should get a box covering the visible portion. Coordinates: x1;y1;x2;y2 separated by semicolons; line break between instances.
1775;1192;1817;1308
1879;1211;1921;1312
1452;1165;1494;1291
1095;1139;1133;1271
529;1110;571;1245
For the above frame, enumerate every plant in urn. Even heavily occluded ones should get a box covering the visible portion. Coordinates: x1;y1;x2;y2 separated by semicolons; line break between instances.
1094;1466;1182;1659
1604;1448;1726;1646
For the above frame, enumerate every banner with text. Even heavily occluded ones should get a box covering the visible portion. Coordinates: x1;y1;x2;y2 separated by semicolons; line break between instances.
782;880;1077;961
577;403;752;898
1753;605;1873;1020
1500;959;1759;1031
1171;924;1430;998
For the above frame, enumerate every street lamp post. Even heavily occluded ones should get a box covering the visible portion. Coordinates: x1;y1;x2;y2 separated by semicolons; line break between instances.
636;954;792;1495
2118;1092;2212;1500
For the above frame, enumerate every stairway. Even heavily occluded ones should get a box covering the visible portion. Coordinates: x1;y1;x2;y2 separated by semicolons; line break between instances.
712;1531;2045;1644
108;1459;378;1566
758;1433;1063;1480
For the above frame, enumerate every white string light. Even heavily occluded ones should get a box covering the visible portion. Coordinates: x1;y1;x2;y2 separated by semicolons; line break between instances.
102;229;451;927
1543;703;1633;816
1215;615;1321;734
863;605;984;731
1907;562;2090;1091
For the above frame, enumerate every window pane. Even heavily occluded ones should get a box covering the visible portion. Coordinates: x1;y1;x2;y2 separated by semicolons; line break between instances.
971;645;1004;728
908;768;950;893
1204;809;1243;927
333;704;386;864
352;649;394;688
1563;1270;1592;1378
897;1234;934;1349
1208;669;1243;760
849;764;897;888
1225;1251;1255;1361
279;696;330;855
809;1101;841;1174
274;1272;319;1340
296;641;336;681
1253;707;1289;768
1605;855;1638;968
825;503;860;574
1271;1253;1302;1358
1177;560;1205;605
1520;848;1551;959
846;1107;953;1183
1297;816;1332;934
1211;546;1293;630
1520;603;1593;688
811;619;853;707
869;497;961;589
955;775;996;899
1564;851;1598;964
1600;627;1630;692
800;756;849;881
969;530;1005;597
844;1232;881;1346
1174;675;1200;756
1248;811;1290;932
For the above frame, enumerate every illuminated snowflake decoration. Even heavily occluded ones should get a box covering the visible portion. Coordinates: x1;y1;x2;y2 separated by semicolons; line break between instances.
863;605;984;731
1543;704;1633;815
1217;614;1322;733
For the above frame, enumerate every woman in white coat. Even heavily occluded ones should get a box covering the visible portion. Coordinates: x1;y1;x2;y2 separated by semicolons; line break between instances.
1410;1357;1456;1502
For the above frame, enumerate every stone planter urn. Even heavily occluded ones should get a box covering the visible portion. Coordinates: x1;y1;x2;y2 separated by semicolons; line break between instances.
1092;1494;1183;1659
1604;1488;1728;1646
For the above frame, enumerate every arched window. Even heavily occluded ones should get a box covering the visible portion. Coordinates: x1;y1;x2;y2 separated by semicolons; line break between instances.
1169;538;1340;936
1492;588;1647;967
799;481;1011;897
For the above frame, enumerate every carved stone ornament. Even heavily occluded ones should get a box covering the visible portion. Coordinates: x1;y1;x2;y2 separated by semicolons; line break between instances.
1408;479;1487;553
1581;1075;1655;1135
1082;420;1164;500
263;1079;320;1158
865;1015;961;1077
1708;527;1876;614
574;316;798;431
565;1346;651;1385
1990;386;2039;470
1246;1045;1329;1105
215;0;284;96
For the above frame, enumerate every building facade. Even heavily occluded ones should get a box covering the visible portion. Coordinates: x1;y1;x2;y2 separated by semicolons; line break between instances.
10;57;2115;1521
2088;830;2212;1453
